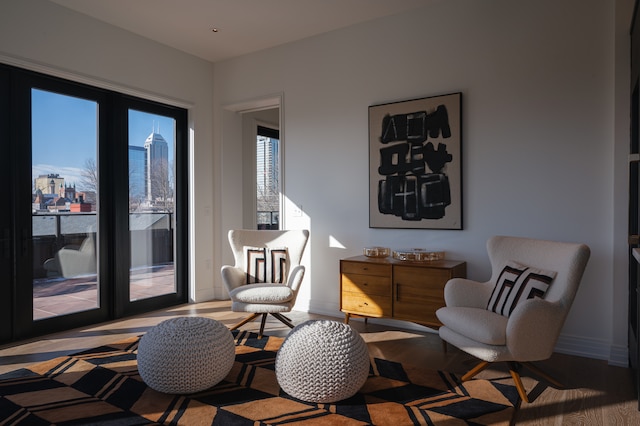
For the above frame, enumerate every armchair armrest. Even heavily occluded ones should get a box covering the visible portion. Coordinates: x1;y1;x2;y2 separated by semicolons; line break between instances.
443;278;493;308
286;265;306;293
507;298;565;360
221;265;245;293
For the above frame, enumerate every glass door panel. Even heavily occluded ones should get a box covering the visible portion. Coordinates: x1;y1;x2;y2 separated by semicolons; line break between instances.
128;109;176;301
31;88;99;320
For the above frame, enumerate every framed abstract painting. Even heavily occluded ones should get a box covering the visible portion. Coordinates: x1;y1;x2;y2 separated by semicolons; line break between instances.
369;92;462;229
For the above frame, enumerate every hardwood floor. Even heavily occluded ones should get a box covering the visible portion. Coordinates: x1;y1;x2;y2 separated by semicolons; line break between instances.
0;300;638;425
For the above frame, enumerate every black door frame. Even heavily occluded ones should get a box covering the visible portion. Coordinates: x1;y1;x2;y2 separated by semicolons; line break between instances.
629;86;639;409
1;63;188;342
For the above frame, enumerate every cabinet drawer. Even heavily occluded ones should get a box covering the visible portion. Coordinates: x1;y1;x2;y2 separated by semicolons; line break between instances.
341;292;391;317
341;261;391;277
394;301;441;326
341;273;391;297
395;282;444;302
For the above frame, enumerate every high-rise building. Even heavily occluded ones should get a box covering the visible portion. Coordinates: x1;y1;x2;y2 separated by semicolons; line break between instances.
256;135;279;228
144;131;169;203
128;145;146;202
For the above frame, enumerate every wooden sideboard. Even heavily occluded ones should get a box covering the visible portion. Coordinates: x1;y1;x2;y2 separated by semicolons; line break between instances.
340;255;466;328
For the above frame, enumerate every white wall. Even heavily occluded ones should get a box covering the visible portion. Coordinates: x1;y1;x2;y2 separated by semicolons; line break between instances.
0;0;216;302
214;0;630;365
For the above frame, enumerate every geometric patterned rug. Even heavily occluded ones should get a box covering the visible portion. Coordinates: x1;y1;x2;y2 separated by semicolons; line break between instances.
0;330;519;425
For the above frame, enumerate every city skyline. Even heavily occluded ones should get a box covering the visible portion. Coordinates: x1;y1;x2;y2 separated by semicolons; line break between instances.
32;89;175;192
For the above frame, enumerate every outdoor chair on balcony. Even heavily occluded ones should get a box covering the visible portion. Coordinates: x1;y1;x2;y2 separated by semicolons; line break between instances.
47;234;97;278
221;229;309;338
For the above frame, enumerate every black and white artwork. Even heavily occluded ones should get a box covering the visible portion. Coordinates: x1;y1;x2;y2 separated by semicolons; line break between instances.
369;93;462;229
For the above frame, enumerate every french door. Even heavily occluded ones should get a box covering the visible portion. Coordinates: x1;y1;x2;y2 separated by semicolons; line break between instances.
1;64;188;342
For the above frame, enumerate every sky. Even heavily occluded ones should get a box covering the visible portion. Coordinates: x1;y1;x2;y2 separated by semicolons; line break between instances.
31;89;175;192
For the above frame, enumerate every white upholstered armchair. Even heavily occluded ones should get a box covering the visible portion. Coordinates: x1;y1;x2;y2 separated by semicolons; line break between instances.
221;229;309;337
45;234;97;278
436;235;590;403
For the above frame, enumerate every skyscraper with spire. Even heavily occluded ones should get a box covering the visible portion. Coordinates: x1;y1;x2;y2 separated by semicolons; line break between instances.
144;128;169;203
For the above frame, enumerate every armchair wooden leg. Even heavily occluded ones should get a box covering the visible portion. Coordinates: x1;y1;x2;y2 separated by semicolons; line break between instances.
229;313;261;331
461;361;490;381
271;313;295;329
462;360;556;403
229;312;296;339
508;362;530;403
522;361;564;389
258;314;268;338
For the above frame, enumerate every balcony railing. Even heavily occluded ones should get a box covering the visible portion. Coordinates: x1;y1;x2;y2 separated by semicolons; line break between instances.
32;212;174;279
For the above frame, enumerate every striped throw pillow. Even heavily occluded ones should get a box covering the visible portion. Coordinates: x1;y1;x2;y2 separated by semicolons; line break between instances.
244;246;288;284
487;260;556;317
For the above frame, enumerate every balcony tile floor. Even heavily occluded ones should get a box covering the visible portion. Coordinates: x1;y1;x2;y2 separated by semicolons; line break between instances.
33;264;175;320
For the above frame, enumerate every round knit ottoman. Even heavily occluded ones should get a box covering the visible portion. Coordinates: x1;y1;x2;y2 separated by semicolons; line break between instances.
275;319;370;403
137;317;235;394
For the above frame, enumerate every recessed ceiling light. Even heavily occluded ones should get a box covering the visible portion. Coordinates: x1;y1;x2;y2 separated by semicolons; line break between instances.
211;28;219;33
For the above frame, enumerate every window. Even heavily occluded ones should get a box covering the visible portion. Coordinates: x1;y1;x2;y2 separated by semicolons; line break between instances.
256;125;280;230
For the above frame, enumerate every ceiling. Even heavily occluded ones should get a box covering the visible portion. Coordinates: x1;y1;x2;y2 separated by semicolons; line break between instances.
50;0;430;63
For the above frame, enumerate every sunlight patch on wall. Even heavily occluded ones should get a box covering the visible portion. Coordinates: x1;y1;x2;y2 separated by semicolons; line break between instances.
329;235;346;249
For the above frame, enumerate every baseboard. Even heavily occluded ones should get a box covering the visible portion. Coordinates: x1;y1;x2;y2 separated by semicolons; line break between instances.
551;334;629;368
295;300;341;321
192;287;217;303
554;334;608;360
608;343;630;368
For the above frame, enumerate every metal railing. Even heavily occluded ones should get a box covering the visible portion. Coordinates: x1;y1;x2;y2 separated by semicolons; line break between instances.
32;212;174;279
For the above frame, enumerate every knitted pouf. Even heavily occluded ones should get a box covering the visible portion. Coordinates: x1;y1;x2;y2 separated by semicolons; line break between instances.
275;319;370;403
137;317;235;394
